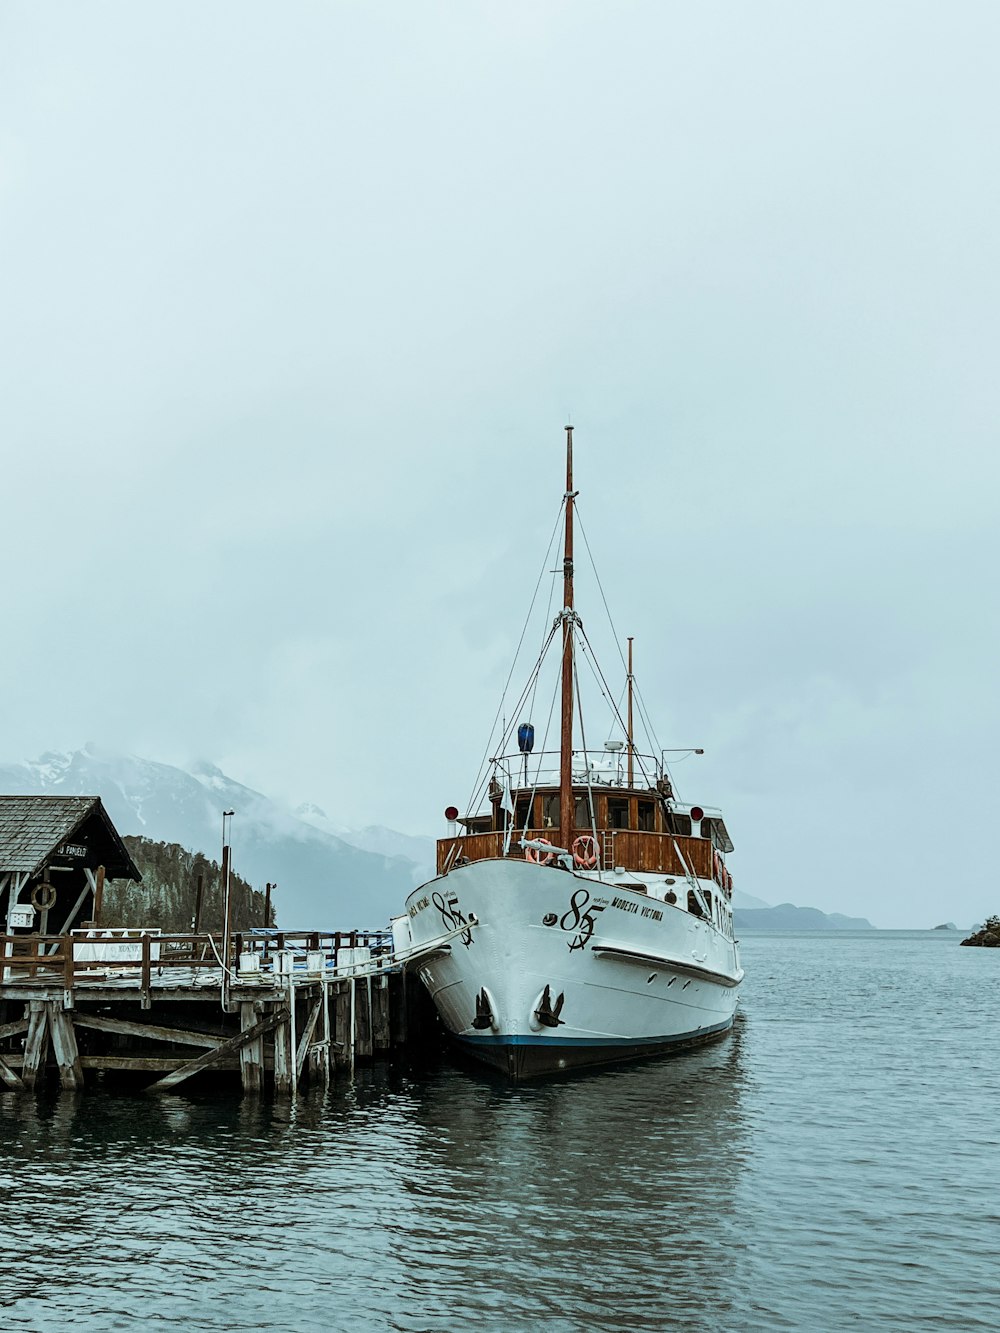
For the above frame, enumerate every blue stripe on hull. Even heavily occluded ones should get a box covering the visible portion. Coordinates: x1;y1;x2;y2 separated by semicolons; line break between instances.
456;1018;733;1049
452;1019;734;1079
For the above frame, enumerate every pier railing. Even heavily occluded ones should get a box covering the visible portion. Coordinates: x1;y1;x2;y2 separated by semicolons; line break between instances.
0;929;396;990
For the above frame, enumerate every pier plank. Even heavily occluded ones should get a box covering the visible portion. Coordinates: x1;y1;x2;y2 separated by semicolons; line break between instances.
0;1053;24;1089
147;1010;285;1092
73;1014;227;1048
0;1017;29;1041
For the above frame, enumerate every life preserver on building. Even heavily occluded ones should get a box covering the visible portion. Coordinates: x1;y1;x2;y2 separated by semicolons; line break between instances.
726;871;733;897
31;881;57;912
713;851;725;889
525;838;556;866
571;835;599;870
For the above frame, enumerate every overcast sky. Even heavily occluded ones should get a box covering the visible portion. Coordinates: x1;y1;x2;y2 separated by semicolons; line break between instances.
2;3;997;927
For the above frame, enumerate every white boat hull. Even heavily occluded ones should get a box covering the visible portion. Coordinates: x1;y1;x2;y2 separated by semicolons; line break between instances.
402;858;743;1080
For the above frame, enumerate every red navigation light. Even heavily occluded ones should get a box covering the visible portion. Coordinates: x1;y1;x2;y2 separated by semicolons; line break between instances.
690;805;704;822
444;806;459;821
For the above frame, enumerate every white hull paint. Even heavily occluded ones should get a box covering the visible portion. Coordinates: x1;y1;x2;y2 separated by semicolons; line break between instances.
402;858;743;1080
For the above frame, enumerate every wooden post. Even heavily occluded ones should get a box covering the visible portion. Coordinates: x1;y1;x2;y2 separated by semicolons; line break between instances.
273;1007;292;1095
333;981;350;1070
263;882;271;929
92;866;106;927
192;873;204;933
140;933;152;1010
22;1001;49;1089
355;975;372;1060
373;972;391;1052
48;1004;84;1090
239;1001;264;1094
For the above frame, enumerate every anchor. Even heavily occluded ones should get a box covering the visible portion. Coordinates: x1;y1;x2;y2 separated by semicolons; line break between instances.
533;984;565;1028
472;988;494;1030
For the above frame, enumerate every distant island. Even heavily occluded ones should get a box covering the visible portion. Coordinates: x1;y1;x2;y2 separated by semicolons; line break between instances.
734;904;873;931
961;916;1000;947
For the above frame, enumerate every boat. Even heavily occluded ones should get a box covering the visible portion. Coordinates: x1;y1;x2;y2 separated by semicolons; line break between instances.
394;427;744;1080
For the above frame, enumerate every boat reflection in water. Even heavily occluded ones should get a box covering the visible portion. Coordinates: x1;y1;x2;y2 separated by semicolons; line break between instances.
392;1023;752;1327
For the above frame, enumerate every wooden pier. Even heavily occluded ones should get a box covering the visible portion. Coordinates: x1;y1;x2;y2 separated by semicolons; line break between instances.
0;930;439;1095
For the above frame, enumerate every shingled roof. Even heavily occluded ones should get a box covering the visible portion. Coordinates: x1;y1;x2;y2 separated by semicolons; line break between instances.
0;796;141;879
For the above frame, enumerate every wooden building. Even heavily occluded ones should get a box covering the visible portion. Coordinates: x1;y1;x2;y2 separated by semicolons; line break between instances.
0;795;140;938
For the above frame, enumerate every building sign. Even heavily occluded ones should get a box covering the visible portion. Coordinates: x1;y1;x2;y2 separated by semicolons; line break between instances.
59;842;87;858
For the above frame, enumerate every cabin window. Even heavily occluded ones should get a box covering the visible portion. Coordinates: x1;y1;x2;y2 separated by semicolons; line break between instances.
687;890;703;918
541;794;559;828
575;795;594;828
637;800;655;832
607;798;630;829
664;812;692;837
514;797;533;830
703;889;713;919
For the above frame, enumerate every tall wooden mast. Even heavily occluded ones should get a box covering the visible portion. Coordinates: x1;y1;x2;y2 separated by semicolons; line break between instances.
560;426;576;843
627;636;635;787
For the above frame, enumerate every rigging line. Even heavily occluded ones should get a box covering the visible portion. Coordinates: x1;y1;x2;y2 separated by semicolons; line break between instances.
572;638;600;861
515;639;563;847
576;633;626;742
463;500;566;816
578;622;656;791
633;678;663;756
575;503;629;676
528;537;562;722
465;620;560;817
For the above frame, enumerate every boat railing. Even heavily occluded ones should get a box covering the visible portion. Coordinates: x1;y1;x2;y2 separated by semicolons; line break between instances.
436;827;720;882
491;748;664;791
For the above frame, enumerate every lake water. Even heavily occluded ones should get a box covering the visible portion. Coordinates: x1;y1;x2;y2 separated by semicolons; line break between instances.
2;931;997;1331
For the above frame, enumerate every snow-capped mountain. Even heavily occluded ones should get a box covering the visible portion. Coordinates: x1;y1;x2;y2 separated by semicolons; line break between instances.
0;746;420;928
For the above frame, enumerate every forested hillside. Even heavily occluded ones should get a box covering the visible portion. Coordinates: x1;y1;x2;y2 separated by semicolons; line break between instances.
101;837;275;932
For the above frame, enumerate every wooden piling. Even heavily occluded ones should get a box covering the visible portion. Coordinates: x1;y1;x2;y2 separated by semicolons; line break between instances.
355;976;372;1061
333;981;351;1070
373;973;391;1052
48;1004;84;1090
273;1007;292;1094
239;1001;264;1094
22;1001;49;1089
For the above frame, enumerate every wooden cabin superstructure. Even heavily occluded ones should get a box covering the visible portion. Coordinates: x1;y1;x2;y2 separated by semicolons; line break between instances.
438;781;734;884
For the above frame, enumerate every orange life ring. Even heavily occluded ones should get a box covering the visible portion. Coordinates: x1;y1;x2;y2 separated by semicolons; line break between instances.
571;835;599;870
726;870;733;896
525;838;556;866
713;851;725;889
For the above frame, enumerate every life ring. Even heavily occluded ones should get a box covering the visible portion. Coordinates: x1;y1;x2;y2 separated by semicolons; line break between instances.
713;851;725;889
524;838;556;866
726;871;733;897
31;881;57;912
571;834;599;870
